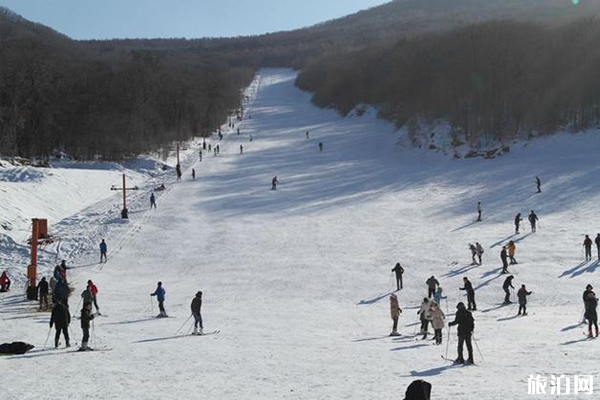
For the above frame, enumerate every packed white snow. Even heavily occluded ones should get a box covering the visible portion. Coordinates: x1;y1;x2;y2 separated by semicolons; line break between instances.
1;68;600;399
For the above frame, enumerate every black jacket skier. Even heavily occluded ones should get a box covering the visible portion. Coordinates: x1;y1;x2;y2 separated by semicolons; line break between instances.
584;292;598;338
584;235;593;261
191;291;203;335
448;302;474;364
392;263;404;290
50;301;71;348
500;246;509;274
517;285;532;315
528;211;538;233
514;213;523;234
596;234;600;260
426;276;439;298
79;303;95;351
460;277;476;311
503;275;515;304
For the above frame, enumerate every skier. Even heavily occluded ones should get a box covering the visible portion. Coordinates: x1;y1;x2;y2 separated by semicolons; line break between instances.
237;128;240;135
475;243;484;265
249;134;253;142
404;380;432;400
192;169;196;180
87;280;100;315
507;240;517;265
500;246;509;274
37;277;49;310
53;278;69;305
469;243;477;265
502;275;515;304
271;176;279;190
584;292;599;338
150;192;156;209
418;298;431;339
306;131;309;139
151;281;167;317
460;277;476;311
517;284;532;316
528;210;539;233
240;144;243;154
426;276;440;299
0;270;10;292
583;235;593;261
583;284;594;323
199;151;202;162
318;142;323;152
78;302;95;351
81;286;93;307
191;291;203;335
433;286;444;306
99;239;107;263
389;293;402;336
216;144;220;154
596;234;600;260
514;213;523;234
391;262;404;291
536;176;541;193
176;164;182;182
476;202;482;222
208;144;211;152
448;302;475;364
50;300;70;348
427;301;445;345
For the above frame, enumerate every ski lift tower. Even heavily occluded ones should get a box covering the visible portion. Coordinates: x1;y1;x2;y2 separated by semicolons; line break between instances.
26;218;54;300
110;174;139;219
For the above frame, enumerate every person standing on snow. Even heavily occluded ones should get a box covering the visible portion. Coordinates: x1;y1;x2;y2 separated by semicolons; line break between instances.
460;277;476;311
240;144;243;154
176;164;182;182
528;210;539;233
78;302;95;351
517;284;532;316
448;302;475;364
318;142;323;152
389;294;402;336
271;176;279;190
583;235;593;261
475;243;484;265
192;168;196;180
469;244;477;265
536;176;542;193
583;284;595;323
433;286;444;306
0;270;10;292
507;240;517;265
99;239;107;263
392;262;404;291
191;291;203;335
151;282;167;317
37;277;49;310
476;202;482;222
150;192;156;209
418;298;431;339
595;234;600;260
514;213;523;234
502;275;515;304
87;280;100;315
50;300;70;348
427;301;445;345
500;246;509;274
426;276;440;299
584;292;599;338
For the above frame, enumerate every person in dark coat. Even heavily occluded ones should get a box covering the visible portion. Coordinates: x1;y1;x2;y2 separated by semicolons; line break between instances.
0;270;10;292
469;244;477;264
392;262;404;291
426;276;439;299
151;281;167;317
584;292;598;338
583;235;593;261
517;284;532;316
79;302;95;351
191;291;203;335
37;277;49;310
528;210;538;233
514;213;523;234
475;243;484;265
595;234;600;260
476;202;482;222
150;192;156;209
502;275;515;304
536;176;541;193
460;277;476;311
176;164;182;182
99;239;107;263
448;302;474;364
271;176;279;190
50;301;70;348
500;246;509;274
53;278;69;305
583;284;594;323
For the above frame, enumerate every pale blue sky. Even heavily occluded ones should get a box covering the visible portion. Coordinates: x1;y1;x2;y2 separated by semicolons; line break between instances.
0;0;392;40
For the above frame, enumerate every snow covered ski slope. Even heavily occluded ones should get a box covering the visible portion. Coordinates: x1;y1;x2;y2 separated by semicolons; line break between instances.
2;69;600;399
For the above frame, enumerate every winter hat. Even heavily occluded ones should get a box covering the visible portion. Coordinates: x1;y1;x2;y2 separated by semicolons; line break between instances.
423;297;429;302
587;284;593;290
456;302;465;310
197;291;203;297
157;281;162;286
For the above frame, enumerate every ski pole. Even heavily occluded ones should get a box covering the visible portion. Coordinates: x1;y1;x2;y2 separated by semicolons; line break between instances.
92;319;96;348
174;314;193;335
150;296;155;316
388;272;394;291
74;296;82;314
43;326;52;350
445;325;451;359
472;334;484;362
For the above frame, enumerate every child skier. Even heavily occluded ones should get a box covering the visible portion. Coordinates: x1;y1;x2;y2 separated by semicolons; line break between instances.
389;294;401;336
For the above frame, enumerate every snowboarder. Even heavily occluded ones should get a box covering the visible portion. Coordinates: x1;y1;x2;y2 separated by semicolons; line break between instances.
318;142;323;152
427;301;445;345
507;240;517;265
151;281;167;317
0;270;10;292
514;213;523;234
448;302;475;364
37;277;49;310
426;276;440;299
271;176;279;190
460;277;476;311
99;239;107;263
240;144;243;154
192;168;196;180
176;164;182;182
469;244;477;265
517;284;532;316
50;300;70;348
418;298;431;339
475;243;484;265
536;176;541;193
500;246;509;274
476;202;482;222
502;275;515;304
389;293;402;336
150;192;156;209
528;210;539;233
191;291;203;335
583;235;593;261
433;286;444;306
87;280;100;315
596;234;600;260
78;302;95;351
584;292;598;338
392;262;404;291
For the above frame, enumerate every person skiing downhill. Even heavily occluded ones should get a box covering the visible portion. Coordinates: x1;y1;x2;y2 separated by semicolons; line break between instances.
150;192;156;209
389;294;402;336
584;292;599;338
507;240;517;265
99;239;107;263
536;176;542;193
427;301;445;345
191;291;203;335
517;284;532;316
503;275;515;304
426;276;439;299
151;282;167;317
475;243;484;265
476;202;482;222
596;234;600;260
460;277;476;311
240;144;243;154
448;302;475;364
584;235;593;261
500;246;509;274
176;164;182;182
192;169;196;180
528;210;539;233
418;298;431;339
78;302;95;351
50;300;70;348
392;262;404;291
318;142;323;152
514;213;523;234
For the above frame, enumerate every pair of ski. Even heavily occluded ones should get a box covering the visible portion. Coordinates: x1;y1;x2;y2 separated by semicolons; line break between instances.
441;356;476;366
190;330;220;336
